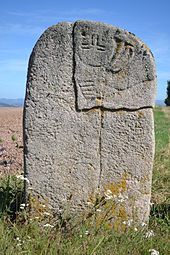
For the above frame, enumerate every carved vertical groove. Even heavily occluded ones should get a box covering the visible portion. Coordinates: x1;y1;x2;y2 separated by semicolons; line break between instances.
98;110;104;188
72;22;79;111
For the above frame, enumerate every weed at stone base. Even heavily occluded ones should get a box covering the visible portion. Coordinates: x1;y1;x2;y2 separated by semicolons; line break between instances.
0;175;23;220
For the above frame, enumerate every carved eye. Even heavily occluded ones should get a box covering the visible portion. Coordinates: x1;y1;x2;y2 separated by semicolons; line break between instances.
81;31;86;37
128;47;134;58
125;45;134;59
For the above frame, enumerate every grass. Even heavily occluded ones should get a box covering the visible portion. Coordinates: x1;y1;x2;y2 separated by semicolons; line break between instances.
0;176;23;219
152;107;170;205
0;106;169;255
154;107;170;153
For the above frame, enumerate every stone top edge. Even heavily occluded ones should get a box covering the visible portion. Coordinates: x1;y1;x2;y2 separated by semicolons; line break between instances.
47;20;134;36
27;20;156;111
43;20;154;58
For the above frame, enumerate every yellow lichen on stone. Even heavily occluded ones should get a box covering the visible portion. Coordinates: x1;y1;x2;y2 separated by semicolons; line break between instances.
95;97;102;105
117;110;126;115
105;173;127;195
137;111;144;118
85;173;137;231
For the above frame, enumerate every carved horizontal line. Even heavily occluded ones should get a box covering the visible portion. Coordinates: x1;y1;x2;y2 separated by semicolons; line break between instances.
80;83;94;85
81;91;95;94
97;45;105;48
81;91;95;93
81;47;91;50
82;92;94;94
82;95;95;98
97;48;105;52
79;81;94;84
82;80;94;82
81;90;95;93
83;95;95;98
79;82;94;86
82;92;95;97
79;84;94;87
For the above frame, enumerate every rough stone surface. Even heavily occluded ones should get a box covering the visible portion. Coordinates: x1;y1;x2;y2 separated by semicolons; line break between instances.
24;21;156;224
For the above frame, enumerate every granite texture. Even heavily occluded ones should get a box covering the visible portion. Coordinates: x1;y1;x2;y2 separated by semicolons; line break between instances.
24;21;156;224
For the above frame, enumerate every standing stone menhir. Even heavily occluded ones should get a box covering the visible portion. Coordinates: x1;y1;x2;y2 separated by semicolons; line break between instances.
24;21;156;225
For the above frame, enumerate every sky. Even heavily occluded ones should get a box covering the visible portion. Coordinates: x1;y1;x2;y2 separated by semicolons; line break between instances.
0;0;170;100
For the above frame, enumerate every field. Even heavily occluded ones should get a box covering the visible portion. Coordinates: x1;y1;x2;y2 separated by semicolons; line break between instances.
0;107;23;177
0;106;169;255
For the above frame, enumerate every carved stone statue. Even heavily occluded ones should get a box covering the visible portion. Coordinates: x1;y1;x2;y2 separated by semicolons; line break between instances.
24;21;156;226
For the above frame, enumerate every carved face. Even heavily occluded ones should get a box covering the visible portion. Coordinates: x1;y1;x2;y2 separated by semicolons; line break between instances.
75;27;116;67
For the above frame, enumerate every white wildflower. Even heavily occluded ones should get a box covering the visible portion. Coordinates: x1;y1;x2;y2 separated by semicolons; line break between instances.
126;219;133;226
16;175;23;179
43;212;51;216
149;249;159;255
96;209;101;212
122;219;133;226
16;175;30;183
41;204;46;208
23;177;30;183
105;189;112;195
35;216;39;219
43;223;54;228
141;222;147;227
124;195;128;199
117;193;125;203
16;237;22;246
85;230;89;235
20;203;28;210
105;195;113;200
20;204;25;210
87;201;93;206
134;227;138;232
105;189;113;200
145;230;155;238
